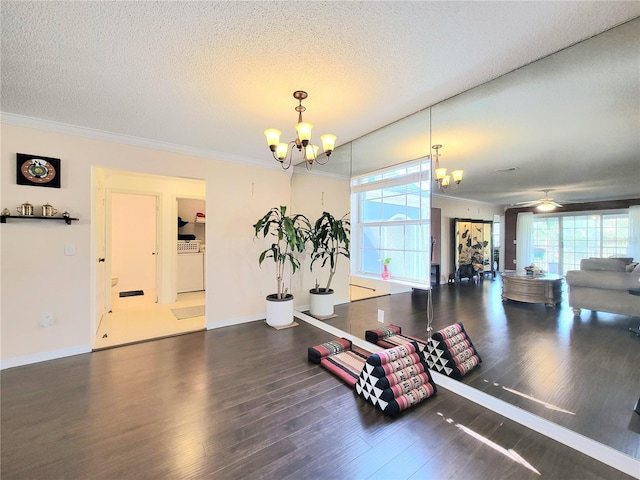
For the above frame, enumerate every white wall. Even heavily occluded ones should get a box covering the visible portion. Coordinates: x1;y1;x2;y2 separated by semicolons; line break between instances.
291;170;351;308
0;122;291;367
432;194;503;282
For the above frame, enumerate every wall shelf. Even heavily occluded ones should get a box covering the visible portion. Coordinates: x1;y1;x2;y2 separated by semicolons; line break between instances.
1;215;79;225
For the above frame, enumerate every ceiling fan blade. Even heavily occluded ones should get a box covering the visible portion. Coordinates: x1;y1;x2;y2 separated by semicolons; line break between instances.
515;200;540;207
550;201;562;207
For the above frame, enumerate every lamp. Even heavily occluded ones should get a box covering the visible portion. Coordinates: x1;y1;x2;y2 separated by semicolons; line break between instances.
536;202;556;212
264;90;337;170
432;144;463;193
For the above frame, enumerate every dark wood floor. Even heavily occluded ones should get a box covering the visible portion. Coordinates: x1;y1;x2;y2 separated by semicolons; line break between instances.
329;277;640;460
1;299;637;479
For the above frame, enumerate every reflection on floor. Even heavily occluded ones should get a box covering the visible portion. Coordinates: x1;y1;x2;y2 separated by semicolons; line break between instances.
328;278;640;460
94;290;205;349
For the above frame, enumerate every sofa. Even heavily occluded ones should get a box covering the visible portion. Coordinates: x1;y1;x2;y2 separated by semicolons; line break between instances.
565;258;640;317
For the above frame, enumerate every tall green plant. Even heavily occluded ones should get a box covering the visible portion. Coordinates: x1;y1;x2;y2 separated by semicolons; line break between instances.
253;206;310;299
310;211;350;291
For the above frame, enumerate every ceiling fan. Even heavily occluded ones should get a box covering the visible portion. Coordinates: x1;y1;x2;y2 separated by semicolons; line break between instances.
514;190;563;211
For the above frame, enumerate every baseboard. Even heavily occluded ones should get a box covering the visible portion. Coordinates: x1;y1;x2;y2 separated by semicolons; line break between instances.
206;313;265;330
1;344;92;370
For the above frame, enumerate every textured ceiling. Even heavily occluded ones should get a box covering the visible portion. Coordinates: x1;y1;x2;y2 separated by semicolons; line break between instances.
2;1;639;206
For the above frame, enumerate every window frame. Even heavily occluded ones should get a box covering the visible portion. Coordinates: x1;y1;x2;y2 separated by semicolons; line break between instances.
350;158;431;285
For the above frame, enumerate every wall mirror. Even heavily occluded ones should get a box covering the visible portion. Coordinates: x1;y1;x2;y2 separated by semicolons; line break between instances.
291;18;639;463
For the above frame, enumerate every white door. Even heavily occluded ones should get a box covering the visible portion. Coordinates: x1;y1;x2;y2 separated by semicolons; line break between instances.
111;193;158;299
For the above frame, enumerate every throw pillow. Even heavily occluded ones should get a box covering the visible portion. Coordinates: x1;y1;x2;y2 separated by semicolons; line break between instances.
626;262;639;272
633;263;640;274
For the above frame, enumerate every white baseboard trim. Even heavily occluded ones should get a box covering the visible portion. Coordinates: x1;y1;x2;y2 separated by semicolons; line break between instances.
293;310;640;479
206;313;264;330
294;310;382;352
295;297;351;314
1;344;92;370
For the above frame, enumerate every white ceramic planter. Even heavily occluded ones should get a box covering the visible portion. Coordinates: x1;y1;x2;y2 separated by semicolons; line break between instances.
309;288;334;317
265;294;294;328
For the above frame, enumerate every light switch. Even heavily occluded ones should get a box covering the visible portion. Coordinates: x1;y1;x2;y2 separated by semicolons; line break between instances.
64;243;76;256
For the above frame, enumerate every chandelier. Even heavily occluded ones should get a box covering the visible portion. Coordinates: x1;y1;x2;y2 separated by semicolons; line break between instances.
264;91;337;170
432;144;463;193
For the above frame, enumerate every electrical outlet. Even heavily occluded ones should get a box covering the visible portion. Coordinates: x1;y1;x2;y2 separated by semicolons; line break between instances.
40;313;53;327
377;309;384;323
513;259;517;264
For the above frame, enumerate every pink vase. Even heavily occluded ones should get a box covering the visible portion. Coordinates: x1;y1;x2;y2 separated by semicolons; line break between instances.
381;264;390;280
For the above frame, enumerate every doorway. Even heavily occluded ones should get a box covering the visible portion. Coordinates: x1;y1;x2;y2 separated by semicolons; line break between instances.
93;170;207;349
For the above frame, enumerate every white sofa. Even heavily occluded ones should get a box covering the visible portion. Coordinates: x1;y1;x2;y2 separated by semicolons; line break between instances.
565;258;640;317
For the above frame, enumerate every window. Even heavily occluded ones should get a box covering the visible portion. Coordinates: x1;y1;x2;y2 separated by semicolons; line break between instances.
532;211;629;274
351;158;431;284
492;215;501;249
532;217;559;273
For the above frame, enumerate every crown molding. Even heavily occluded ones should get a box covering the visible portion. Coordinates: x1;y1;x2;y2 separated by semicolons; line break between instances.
431;190;501;207
1;112;283;171
292;165;350;182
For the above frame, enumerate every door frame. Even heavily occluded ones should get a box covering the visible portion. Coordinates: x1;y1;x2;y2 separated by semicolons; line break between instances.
91;168;207;349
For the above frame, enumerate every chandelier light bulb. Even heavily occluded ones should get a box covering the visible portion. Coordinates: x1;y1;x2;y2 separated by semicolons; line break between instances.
275;143;289;161
264;128;281;151
452;170;464;184
295;122;313;145
305;144;319;162
320;134;337;156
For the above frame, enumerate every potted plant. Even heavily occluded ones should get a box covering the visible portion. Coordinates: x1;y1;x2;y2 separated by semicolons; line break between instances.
308;211;350;317
253;206;310;327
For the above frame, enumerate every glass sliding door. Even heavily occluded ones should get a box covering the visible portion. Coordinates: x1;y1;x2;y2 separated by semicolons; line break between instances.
532;211;629;274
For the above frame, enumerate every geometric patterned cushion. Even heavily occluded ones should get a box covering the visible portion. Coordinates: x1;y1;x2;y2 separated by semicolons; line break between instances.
425;322;481;379
366;341;419;367
308;338;353;364
355;341;437;416
365;325;429;354
373;332;428;352
365;324;402;344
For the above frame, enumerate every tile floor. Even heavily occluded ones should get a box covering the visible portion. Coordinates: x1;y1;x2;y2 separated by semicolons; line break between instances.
94;290;206;349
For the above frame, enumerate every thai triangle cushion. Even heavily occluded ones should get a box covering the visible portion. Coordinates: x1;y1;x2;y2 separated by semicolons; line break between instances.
355;341;437;416
426;322;481;379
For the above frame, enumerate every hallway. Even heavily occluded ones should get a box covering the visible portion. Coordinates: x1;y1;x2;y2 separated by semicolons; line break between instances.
94;290;205;349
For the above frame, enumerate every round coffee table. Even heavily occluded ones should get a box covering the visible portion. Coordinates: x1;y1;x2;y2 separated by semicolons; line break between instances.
500;272;564;308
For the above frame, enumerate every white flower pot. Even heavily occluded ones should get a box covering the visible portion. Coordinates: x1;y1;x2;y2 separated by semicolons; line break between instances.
309;288;334;317
266;294;294;328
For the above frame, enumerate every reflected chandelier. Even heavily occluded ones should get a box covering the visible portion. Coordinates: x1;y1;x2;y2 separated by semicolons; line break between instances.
264;91;336;170
432;144;463;193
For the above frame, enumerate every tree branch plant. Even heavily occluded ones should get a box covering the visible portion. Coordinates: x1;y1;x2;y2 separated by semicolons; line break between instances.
253;206;311;300
309;211;350;292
